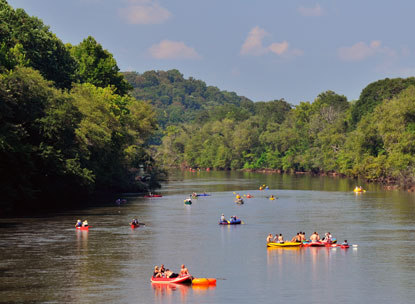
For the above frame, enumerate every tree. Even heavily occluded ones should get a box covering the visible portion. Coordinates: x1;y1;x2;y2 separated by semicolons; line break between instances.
70;36;132;95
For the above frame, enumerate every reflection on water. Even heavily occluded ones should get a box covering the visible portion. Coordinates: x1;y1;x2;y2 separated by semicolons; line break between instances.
152;283;190;303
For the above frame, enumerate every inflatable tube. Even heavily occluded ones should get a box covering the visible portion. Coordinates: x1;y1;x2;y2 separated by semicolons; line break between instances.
340;244;350;249
192;278;209;285
207;278;216;285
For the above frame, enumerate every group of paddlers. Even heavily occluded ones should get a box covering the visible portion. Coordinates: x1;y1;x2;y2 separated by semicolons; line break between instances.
266;231;336;243
75;219;88;227
152;264;190;278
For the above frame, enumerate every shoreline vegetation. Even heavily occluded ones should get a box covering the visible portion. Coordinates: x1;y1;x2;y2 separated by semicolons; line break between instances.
1;0;415;215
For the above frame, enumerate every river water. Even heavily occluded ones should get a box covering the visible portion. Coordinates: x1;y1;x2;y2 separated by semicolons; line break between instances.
1;171;415;304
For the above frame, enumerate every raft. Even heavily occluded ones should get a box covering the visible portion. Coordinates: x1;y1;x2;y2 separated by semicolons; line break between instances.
151;275;192;284
267;242;301;248
76;226;89;231
302;241;325;247
219;219;241;225
269;197;276;200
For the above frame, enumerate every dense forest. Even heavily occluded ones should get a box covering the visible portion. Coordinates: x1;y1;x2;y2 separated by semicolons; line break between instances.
2;1;415;214
125;70;415;189
0;0;161;214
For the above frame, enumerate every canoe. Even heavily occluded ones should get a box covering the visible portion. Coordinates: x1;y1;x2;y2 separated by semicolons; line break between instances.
76;226;89;231
151;275;192;284
219;219;241;225
267;242;302;247
144;194;162;197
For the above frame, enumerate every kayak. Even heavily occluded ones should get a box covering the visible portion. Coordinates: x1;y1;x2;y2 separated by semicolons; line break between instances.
76;226;89;231
144;194;162;197
151;274;192;284
219;219;241;225
267;242;302;248
131;224;140;229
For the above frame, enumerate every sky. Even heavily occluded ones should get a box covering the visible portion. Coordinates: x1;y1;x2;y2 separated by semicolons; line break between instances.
7;0;415;104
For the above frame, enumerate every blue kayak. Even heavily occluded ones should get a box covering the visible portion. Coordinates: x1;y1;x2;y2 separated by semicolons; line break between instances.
219;219;241;225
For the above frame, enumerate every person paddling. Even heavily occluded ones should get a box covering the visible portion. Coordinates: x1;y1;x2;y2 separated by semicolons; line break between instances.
75;219;82;227
82;220;88;227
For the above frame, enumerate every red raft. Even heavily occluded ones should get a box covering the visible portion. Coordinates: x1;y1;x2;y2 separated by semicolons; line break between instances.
144;194;163;198
302;241;325;247
151;275;192;284
76;226;89;231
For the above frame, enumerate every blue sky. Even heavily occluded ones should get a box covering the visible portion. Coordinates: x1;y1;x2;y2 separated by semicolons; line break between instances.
7;0;415;104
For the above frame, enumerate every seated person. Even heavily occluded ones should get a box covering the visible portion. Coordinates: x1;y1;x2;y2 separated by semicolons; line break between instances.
290;233;301;242
342;240;349;246
220;213;226;222
153;266;162;278
75;219;82;227
165;269;179;278
180;264;189;276
82;220;88;227
267;233;273;243
278;234;284;243
130;218;139;226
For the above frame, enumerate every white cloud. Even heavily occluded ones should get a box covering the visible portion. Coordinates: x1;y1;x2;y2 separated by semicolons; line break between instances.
298;4;324;17
240;26;269;55
240;26;303;58
337;40;396;61
119;1;171;25
148;40;201;59
268;41;289;55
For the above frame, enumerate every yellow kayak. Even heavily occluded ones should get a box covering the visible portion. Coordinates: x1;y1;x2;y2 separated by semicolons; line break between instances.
267;242;302;248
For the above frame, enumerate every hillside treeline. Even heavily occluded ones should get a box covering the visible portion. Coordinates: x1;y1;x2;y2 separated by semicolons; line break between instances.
126;70;415;188
0;0;160;213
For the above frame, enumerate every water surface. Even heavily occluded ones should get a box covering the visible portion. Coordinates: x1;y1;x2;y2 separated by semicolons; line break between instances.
1;171;415;303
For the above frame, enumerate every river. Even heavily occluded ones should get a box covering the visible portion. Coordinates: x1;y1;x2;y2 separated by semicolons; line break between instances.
1;171;415;304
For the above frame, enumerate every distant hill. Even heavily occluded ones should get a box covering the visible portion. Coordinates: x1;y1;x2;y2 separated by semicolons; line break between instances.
123;69;255;128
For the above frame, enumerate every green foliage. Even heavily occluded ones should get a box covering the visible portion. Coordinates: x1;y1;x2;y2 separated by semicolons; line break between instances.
351;77;415;126
70;36;132;95
0;0;77;88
